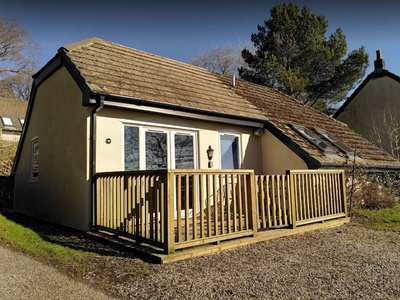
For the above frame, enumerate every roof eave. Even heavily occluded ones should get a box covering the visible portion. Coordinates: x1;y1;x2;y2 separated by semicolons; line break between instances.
90;92;266;128
262;121;322;169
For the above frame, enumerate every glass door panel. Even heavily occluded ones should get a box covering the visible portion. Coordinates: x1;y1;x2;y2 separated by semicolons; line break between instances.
220;135;239;169
124;126;139;171
174;134;194;169
145;131;168;170
174;134;195;211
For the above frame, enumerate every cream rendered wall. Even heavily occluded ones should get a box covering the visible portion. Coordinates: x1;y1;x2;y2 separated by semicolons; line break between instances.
95;108;261;173
14;67;92;231
337;76;400;148
260;130;308;175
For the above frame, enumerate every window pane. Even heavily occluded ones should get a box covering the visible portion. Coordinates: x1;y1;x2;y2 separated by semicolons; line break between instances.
146;131;167;170
220;135;239;169
175;134;194;169
32;140;39;178
124;126;139;171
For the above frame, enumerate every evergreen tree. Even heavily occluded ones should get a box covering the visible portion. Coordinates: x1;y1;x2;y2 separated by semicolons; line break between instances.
239;3;368;114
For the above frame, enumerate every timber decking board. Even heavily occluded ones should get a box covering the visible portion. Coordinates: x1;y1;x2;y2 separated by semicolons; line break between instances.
90;218;350;264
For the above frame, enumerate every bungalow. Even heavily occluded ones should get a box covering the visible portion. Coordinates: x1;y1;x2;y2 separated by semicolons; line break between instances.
334;50;400;160
0;97;27;141
12;38;400;256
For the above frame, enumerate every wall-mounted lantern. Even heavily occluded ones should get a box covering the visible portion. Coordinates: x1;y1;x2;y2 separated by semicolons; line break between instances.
206;145;214;168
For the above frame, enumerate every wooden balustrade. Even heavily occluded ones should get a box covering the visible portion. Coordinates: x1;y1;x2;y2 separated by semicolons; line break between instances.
171;170;258;251
95;170;167;249
95;169;347;255
288;170;347;228
256;174;292;229
95;169;257;254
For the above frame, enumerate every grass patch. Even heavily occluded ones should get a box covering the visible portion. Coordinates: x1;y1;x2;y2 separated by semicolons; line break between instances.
355;204;400;232
0;211;152;296
0;213;94;272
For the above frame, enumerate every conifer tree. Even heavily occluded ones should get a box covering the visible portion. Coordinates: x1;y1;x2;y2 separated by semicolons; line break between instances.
239;3;368;114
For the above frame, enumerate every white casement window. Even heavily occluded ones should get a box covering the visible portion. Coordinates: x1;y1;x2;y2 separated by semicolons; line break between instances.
30;137;39;181
124;125;197;171
220;133;241;169
1;117;13;126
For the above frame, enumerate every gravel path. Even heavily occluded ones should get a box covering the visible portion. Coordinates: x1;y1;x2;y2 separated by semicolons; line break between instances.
109;225;400;299
1;223;399;299
0;245;117;300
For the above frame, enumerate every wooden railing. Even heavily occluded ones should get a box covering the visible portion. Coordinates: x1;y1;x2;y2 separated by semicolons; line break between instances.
288;170;347;227
95;170;167;250
95;169;258;254
95;169;347;254
256;175;292;229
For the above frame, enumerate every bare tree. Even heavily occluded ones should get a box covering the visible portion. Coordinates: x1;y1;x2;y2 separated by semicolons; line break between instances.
0;17;40;100
189;44;248;76
370;111;400;160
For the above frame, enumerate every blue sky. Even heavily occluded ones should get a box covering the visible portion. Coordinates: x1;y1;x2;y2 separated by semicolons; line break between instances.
2;0;400;79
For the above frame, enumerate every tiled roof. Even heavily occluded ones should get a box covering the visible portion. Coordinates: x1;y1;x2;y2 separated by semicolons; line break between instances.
61;38;399;169
219;76;398;167
0;97;27;132
62;38;264;120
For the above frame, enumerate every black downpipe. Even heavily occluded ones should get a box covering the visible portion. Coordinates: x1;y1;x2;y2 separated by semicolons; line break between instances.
90;96;104;229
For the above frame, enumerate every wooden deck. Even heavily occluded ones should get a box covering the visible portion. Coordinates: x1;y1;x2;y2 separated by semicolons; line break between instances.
91;217;350;264
94;169;348;260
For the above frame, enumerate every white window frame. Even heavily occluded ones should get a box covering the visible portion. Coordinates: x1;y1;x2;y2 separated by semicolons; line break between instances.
123;123;198;170
2;117;13;127
219;132;241;169
30;137;39;182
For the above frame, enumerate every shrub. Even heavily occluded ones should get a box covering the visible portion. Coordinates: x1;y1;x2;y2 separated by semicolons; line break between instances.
348;174;398;211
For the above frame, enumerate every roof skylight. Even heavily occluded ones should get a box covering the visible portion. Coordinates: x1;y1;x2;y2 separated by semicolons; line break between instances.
1;117;13;126
314;128;356;157
291;124;335;154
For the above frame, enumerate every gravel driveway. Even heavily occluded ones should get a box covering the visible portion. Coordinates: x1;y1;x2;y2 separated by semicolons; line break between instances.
109;224;400;299
0;245;117;300
1;223;399;299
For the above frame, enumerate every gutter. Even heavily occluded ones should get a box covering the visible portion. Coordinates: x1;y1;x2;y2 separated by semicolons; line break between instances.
90;92;265;128
90;96;104;228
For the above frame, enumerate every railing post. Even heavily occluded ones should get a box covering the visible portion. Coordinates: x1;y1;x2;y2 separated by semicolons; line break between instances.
288;170;297;229
340;170;348;217
248;171;258;237
164;170;175;254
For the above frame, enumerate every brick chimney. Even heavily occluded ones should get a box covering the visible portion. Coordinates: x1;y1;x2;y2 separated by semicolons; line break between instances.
374;50;386;71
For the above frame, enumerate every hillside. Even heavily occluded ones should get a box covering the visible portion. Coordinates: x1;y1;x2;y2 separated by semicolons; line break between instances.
0;140;18;176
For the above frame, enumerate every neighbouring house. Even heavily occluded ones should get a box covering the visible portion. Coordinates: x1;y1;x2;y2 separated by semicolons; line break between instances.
334;50;400;160
12;38;400;247
0;97;27;141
